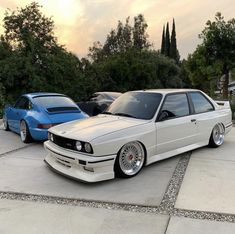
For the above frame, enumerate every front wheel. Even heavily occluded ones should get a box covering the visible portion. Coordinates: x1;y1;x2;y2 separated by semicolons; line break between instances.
114;141;146;178
3;115;9;131
209;123;225;148
20;120;32;143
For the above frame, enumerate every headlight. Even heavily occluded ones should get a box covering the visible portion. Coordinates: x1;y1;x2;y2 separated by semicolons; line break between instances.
84;143;92;153
75;141;82;151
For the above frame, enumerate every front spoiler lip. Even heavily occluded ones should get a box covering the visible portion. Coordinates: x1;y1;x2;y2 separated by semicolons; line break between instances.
44;159;93;183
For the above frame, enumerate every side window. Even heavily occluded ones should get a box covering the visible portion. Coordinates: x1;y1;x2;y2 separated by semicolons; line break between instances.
189;92;214;114
14;97;31;110
161;93;190;118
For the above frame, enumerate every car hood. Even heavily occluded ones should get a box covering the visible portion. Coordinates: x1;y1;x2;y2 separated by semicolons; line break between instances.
49;114;149;142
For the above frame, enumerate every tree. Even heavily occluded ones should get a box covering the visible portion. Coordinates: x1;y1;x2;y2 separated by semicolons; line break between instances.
165;22;170;57
185;45;221;96
200;12;235;98
0;2;87;101
160;25;165;55
169;19;180;63
133;14;151;50
88;14;151;62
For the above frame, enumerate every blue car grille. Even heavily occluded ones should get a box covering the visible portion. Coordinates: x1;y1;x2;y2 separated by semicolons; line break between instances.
52;134;76;151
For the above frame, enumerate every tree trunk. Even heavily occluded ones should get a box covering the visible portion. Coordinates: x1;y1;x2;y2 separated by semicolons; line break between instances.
222;64;229;99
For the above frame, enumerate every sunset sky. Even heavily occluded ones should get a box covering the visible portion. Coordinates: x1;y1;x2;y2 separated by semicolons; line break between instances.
0;0;234;59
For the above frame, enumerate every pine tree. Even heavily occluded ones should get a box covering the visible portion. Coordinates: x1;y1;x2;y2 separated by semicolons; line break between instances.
160;25;165;55
170;18;179;63
165;22;170;56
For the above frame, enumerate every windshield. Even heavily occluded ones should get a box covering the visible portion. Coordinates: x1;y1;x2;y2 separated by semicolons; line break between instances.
105;92;162;120
34;96;80;111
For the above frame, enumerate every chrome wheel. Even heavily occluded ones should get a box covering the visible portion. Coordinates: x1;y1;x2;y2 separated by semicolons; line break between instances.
212;123;225;146
3;115;9;130
20;121;27;142
118;142;145;176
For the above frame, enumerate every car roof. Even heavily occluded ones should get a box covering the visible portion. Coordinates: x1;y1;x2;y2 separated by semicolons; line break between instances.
133;89;200;94
95;92;122;95
24;92;66;98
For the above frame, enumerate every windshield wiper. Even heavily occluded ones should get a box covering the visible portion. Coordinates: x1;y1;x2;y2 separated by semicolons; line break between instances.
114;113;136;118
102;111;113;115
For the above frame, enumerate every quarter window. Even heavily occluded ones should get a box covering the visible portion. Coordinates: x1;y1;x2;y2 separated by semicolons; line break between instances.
14;97;31;110
189;92;214;113
161;94;190;118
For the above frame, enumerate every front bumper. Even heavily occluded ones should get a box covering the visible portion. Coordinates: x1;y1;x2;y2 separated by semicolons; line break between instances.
44;141;116;182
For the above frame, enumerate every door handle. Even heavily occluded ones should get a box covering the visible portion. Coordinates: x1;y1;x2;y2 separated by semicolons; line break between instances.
191;119;196;122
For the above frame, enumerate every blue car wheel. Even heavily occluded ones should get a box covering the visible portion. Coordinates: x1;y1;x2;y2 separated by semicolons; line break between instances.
3;115;9;131
20;120;32;143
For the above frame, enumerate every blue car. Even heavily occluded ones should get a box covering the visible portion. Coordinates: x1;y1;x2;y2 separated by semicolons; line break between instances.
3;93;88;143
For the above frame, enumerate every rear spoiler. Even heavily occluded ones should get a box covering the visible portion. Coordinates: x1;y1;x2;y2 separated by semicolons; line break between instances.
215;101;231;109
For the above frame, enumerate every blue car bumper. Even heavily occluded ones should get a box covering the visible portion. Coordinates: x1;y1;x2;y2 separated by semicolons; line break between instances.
29;127;48;141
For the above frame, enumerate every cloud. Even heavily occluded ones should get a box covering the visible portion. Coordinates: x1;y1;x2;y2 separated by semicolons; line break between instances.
0;0;235;58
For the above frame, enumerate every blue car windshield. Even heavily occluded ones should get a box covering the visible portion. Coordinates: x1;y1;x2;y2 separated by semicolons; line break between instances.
34;96;80;112
105;92;162;120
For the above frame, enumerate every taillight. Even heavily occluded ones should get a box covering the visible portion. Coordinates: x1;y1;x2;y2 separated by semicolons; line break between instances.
37;124;53;129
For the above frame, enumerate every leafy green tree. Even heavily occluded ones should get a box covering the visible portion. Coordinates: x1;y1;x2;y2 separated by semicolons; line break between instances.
0;2;87;101
200;12;235;98
185;45;220;96
133;14;151;50
90;49;181;92
89;14;151;62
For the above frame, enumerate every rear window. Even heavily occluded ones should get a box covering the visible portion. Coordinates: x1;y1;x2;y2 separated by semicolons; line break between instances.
34;96;79;111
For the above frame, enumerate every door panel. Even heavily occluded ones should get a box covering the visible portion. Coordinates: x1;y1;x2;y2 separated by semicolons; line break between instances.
155;93;197;155
156;115;197;154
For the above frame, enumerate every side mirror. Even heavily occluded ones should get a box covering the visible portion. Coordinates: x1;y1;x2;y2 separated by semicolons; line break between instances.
158;110;169;121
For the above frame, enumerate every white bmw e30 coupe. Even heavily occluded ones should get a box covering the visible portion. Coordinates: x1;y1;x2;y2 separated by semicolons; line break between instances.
44;89;232;182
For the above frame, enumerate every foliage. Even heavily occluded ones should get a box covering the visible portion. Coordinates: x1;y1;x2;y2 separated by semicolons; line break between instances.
0;2;87;103
91;49;181;92
169;19;180;63
164;22;170;57
0;1;185;114
199;12;235;98
88;14;151;62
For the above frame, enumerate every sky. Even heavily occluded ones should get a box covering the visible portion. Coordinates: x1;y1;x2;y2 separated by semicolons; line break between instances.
0;0;234;59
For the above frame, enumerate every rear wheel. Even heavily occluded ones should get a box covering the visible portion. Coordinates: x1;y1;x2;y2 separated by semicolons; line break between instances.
20;120;32;143
114;141;145;178
3;115;9;131
209;123;225;148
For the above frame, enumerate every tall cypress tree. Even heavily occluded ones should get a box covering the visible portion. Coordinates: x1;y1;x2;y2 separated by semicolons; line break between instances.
165;22;170;56
160;25;165;55
170;18;179;63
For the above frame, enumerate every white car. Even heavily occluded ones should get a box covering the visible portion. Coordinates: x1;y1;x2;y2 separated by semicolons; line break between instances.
44;89;232;182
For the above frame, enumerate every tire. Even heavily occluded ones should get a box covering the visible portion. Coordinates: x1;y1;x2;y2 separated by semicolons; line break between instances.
114;141;146;178
209;123;225;148
3;115;9;131
20;120;32;143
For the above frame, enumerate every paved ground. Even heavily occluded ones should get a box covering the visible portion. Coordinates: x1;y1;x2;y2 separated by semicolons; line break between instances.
0;120;235;233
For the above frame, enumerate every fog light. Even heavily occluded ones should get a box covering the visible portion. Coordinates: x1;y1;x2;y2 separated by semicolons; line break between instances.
48;132;54;141
84;166;94;172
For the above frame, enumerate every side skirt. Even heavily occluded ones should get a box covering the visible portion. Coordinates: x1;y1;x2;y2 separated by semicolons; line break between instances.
146;141;208;166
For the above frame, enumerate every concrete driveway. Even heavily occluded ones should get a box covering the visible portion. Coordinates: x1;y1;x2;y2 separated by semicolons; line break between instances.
0;121;235;234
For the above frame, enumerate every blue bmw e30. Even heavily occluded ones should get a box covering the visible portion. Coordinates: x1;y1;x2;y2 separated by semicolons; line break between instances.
2;92;88;143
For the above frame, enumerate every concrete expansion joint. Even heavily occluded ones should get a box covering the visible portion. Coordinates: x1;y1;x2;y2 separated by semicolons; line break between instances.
1;150;235;224
0;143;36;158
